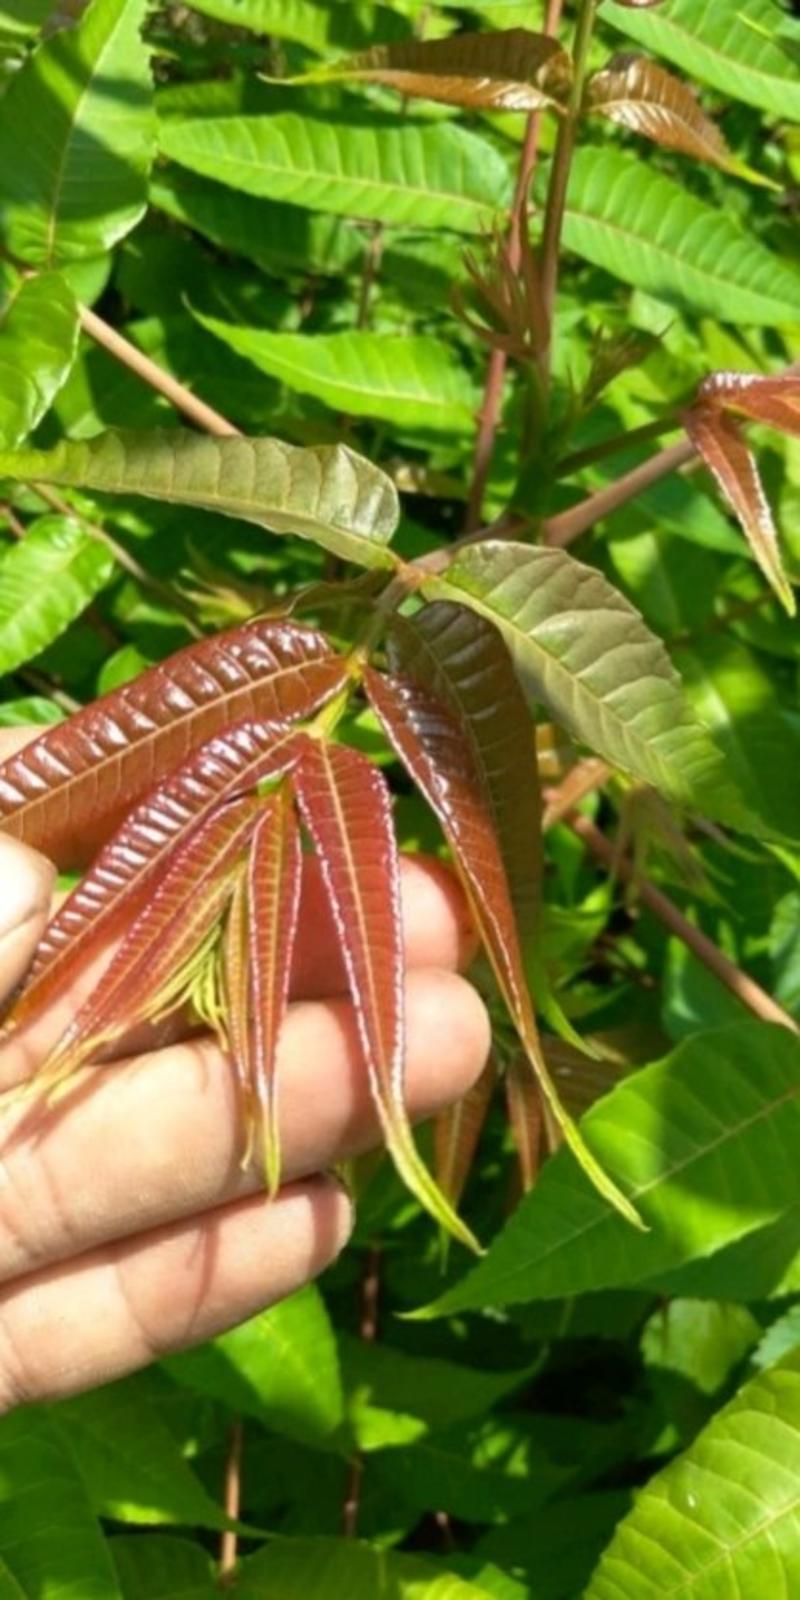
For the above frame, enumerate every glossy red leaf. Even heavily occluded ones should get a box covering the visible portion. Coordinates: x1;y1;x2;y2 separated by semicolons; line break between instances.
4;721;304;1036
291;733;479;1251
247;784;303;1195
684;402;795;615
0;618;346;868
365;664;641;1228
38;794;261;1091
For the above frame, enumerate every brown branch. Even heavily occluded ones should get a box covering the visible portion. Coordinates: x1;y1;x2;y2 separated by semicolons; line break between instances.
342;1241;381;1539
464;0;564;532
79;305;240;439
543;437;696;548
219;1419;244;1586
569;810;799;1035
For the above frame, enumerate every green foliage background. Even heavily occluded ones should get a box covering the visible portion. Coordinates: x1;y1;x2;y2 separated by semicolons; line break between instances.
1;0;800;1594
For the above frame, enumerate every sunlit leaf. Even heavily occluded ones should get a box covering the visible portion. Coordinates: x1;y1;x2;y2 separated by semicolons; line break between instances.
237;1538;495;1599
366;665;641;1227
0;516;114;678
183;0;410;51
601;0;800;119
291;733;480;1250
586;1350;800;1598
0;268;79;446
587;54;737;171
550;147;800;324
684;403;796;615
193;313;477;433
0;0;156;264
0;1411;122;1600
419;1022;800;1318
280;29;572;112
159;113;513;234
0;618;345;867
0;429;400;569
423;541;741;824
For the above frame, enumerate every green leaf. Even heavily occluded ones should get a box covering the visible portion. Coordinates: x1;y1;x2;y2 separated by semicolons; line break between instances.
600;0;800;120
551;147;800;325
753;1306;800;1371
585;1350;800;1598
165;1286;345;1449
0;1409;123;1600
0;516;114;677
371;1415;567;1521
340;1334;531;1448
182;0;410;51
237;1538;498;1599
423;540;738;819
417;1021;800;1317
0;429;400;569
50;1373;244;1531
0;0;156;265
194;313;477;432
111;1537;216;1600
0;269;79;447
159;113;512;233
150;168;364;278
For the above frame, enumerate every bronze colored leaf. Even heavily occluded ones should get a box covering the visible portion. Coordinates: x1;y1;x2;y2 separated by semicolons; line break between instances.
291;734;479;1251
39;795;261;1090
7;721;303;1038
698;371;800;439
684;402;796;616
587;54;733;170
247;784;303;1195
365;666;642;1228
435;1055;497;1212
504;1055;542;1194
280;29;572;113
0;619;346;868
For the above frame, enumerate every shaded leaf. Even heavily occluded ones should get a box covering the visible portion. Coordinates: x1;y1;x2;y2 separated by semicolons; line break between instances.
504;1055;542;1191
0;516;114;678
684;403;796;615
159;113;513;234
237;1538;495;1600
0;618;344;868
419;1022;800;1317
435;1056;497;1211
586;1350;800;1598
0;429;400;569
551;147;800;325
0;0;155;265
183;0;410;52
194;314;477;434
587;54;736;171
282;29;572;112
365;664;640;1226
423;541;740;824
292;734;479;1250
601;0;800;119
111;1536;216;1600
340;1331;530;1449
0;1410;122;1600
0;269;79;447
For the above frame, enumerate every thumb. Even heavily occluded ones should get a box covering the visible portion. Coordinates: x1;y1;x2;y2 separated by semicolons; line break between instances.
0;835;56;1002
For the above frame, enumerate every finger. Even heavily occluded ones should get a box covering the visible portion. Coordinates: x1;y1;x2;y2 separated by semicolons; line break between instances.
0;1176;351;1409
0;836;56;1003
0;969;490;1281
0;853;477;1087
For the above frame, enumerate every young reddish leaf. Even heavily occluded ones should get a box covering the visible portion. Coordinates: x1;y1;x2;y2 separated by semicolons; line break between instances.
291;734;480;1252
365;665;642;1229
247;784;303;1196
435;1055;497;1212
278;30;572;113
0;618;345;868
504;1056;543;1194
587;55;735;172
36;794;261;1092
698;371;800;438
684;402;796;615
4;721;304;1036
222;864;256;1164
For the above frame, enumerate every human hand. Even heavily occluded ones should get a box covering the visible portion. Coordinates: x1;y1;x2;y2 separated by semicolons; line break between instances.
0;728;489;1410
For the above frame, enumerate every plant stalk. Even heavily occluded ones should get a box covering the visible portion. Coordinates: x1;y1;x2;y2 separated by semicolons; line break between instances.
538;0;596;386
79;305;239;439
